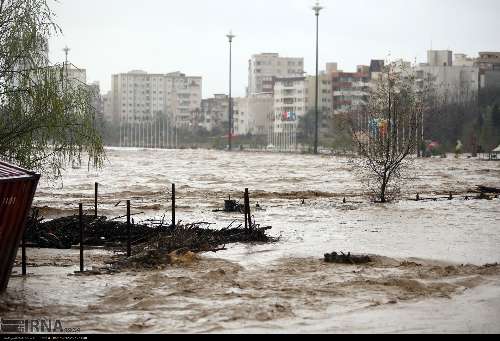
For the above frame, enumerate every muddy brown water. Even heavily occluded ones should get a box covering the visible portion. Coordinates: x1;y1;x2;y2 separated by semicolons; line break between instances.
2;148;500;333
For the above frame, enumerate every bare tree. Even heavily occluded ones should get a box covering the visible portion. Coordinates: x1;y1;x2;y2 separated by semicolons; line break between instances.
350;63;424;203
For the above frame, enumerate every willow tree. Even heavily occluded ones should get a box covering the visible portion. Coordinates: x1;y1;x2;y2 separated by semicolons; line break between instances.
0;0;104;177
351;62;425;203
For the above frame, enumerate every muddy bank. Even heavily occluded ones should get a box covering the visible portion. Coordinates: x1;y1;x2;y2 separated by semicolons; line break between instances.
2;250;500;333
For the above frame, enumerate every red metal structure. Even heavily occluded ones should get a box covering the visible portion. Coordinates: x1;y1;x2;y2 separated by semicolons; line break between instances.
0;162;40;292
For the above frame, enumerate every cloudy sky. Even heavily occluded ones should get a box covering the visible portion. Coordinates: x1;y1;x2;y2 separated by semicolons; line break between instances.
48;0;500;97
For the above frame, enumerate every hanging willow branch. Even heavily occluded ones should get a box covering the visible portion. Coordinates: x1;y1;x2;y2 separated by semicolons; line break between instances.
0;0;105;177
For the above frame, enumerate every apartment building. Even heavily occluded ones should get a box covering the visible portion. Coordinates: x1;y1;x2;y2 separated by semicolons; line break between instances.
331;71;370;115
268;76;308;151
200;94;229;132
416;50;479;102
248;53;304;96
476;52;500;90
111;70;201;127
306;73;333;123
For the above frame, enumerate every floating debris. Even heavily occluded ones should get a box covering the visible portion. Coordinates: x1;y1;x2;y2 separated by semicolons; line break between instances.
324;252;372;265
25;210;277;259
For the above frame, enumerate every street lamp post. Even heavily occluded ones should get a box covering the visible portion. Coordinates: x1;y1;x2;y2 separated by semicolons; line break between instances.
227;31;236;151
313;1;323;155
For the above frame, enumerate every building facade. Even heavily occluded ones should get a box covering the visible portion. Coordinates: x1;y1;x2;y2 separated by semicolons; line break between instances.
331;71;370;115
200;94;229;133
63;64;87;85
269;76;308;151
248;53;304;96
306;72;333;134
165;72;202;129
247;93;274;136
427;50;453;67
111;70;201;126
476;52;500;90
416;50;479;103
111;70;201;148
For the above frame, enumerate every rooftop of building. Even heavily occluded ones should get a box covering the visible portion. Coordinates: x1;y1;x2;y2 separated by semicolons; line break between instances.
0;162;39;182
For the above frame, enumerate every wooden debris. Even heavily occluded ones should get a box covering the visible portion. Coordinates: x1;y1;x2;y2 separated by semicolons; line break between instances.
213;198;243;213
324;252;372;265
477;186;500;194
25;209;277;256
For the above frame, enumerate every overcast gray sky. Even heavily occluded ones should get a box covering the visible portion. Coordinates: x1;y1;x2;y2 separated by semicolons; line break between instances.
48;0;500;98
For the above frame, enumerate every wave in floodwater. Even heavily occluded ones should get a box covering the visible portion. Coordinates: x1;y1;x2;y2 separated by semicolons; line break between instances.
3;250;500;334
34;149;500;211
5;147;500;333
30;148;500;266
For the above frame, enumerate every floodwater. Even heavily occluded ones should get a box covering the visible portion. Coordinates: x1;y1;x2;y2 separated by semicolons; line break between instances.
2;148;500;334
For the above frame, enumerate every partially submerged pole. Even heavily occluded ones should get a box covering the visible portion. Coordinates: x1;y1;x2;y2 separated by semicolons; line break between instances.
171;184;176;228
127;200;131;258
244;191;248;230
79;203;84;272
245;188;252;231
21;232;27;277
94;182;99;218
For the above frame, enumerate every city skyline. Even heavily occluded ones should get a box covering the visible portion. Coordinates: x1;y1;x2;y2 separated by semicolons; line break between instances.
48;0;500;97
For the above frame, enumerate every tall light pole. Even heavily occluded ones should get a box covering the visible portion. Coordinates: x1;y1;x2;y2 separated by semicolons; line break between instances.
313;1;323;155
227;31;236;151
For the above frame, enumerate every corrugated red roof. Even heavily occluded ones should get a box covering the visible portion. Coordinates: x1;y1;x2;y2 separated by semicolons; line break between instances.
0;162;35;181
0;161;40;292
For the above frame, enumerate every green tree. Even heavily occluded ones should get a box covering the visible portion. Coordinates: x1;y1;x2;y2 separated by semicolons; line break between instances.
0;0;104;177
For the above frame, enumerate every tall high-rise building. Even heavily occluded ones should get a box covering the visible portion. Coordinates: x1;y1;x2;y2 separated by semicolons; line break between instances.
247;53;304;96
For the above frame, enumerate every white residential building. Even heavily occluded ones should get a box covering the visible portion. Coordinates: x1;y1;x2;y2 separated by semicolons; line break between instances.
427;50;453;67
416;50;479;102
269;77;308;151
248;53;304;96
248;93;274;136
111;70;201;127
166;71;202;128
233;98;250;137
454;54;475;67
102;91;114;123
273;77;309;120
111;70;201;148
306;72;333;119
63;64;87;85
200;94;229;132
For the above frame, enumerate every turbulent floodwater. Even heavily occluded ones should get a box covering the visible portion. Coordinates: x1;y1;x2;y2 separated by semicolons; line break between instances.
2;148;500;333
